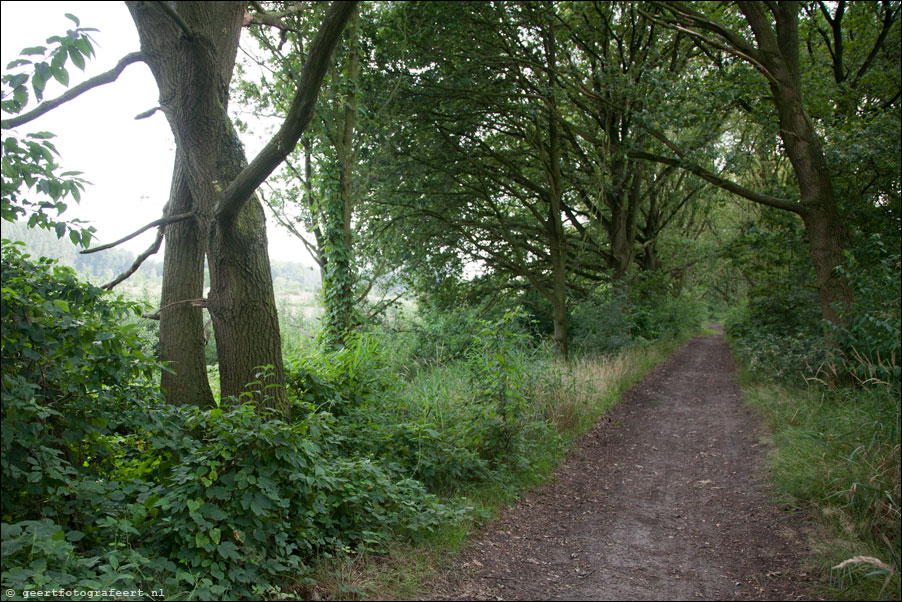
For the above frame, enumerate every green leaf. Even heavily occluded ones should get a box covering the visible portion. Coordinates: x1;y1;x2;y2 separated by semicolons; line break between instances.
217;540;240;561
21;46;47;57
68;46;85;70
52;66;69;87
64;13;80;27
74;37;94;59
195;531;210;548
13;84;28;107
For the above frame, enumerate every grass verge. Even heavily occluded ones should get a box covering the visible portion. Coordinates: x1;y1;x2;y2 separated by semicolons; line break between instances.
296;333;691;601
738;371;900;601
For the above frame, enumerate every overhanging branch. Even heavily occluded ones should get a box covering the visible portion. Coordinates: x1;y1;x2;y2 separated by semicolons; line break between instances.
628;150;804;215
2;52;145;130
215;1;358;226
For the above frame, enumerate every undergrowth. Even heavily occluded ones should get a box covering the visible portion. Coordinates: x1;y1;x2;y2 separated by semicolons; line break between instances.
737;362;901;601
1;244;702;600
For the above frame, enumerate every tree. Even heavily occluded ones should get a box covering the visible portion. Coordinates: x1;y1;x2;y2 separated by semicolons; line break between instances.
367;2;592;357
637;1;900;327
125;1;356;412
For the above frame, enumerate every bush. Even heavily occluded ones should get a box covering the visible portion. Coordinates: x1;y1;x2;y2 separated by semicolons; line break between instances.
570;280;706;356
1;244;467;599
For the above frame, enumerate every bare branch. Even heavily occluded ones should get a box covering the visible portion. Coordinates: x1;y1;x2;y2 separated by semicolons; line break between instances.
2;52;144;130
102;228;164;290
81;212;194;254
143;297;207;321
134;106;161;120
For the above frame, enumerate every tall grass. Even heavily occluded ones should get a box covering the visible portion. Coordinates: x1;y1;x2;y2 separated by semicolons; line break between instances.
740;358;901;601
532;343;676;438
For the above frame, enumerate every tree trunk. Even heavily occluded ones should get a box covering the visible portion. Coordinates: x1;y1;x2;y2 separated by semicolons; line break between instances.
770;81;852;325
544;21;569;359
322;8;361;349
159;150;213;407
800;204;852;326
756;1;854;326
128;1;288;413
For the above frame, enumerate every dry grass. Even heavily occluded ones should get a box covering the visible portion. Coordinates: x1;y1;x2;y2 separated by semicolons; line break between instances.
532;345;667;438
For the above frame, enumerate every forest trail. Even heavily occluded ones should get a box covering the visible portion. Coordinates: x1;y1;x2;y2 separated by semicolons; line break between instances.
425;330;815;601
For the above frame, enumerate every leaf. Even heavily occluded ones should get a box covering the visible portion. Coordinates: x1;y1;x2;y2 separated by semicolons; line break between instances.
68;46;85;70
13;84;28;108
217;540;240;561
21;46;47;57
52;66;69;87
64;13;80;27
74;37;94;59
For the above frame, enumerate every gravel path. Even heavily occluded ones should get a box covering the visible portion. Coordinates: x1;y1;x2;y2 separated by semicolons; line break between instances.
424;331;815;601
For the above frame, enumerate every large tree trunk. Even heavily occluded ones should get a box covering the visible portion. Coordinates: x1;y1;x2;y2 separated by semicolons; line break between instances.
750;1;854;326
129;1;288;413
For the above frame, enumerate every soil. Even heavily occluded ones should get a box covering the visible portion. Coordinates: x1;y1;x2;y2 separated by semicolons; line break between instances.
424;330;817;601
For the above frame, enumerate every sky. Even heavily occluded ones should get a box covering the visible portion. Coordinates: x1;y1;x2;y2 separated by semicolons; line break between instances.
0;0;312;264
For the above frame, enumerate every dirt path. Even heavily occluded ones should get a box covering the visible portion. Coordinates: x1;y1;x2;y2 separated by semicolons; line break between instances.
425;331;815;601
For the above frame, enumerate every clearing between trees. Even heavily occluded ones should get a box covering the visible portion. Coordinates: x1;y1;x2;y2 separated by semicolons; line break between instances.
425;330;814;601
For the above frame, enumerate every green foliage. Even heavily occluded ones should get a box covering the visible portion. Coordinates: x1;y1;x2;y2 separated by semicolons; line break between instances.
151;403;462;599
1;246;466;599
570;280;707;356
830;234;901;387
742;376;900;600
1;242;158;517
2;17;97;246
723;215;828;382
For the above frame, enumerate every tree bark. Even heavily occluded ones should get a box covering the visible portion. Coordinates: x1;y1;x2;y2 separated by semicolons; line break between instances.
159;149;213;407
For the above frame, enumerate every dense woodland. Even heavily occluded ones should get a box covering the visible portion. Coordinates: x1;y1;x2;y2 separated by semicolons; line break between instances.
1;2;899;600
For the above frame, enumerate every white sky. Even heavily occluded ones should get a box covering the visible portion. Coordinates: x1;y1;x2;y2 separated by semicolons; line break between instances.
1;0;311;264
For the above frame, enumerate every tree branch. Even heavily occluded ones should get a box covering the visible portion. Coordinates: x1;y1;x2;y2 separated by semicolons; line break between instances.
628;150;804;215
143;297;208;321
850;0;899;89
101;228;163;290
1;52;144;130
215;0;358;225
81;212;194;254
246;2;308;30
153;0;194;39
